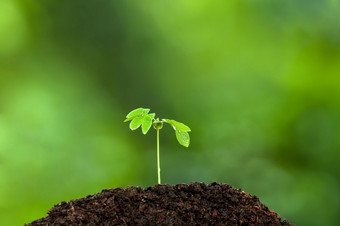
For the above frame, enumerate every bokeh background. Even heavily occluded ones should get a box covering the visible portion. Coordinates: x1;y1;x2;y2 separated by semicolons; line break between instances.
1;0;340;225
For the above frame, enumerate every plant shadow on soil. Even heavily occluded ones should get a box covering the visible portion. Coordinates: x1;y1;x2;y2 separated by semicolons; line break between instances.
26;182;293;225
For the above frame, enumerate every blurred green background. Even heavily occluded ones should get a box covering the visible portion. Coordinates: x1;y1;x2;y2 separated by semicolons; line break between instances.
1;0;340;225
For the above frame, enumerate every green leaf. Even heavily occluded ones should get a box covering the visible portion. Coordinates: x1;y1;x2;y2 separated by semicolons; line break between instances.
175;130;190;147
129;115;145;130
163;119;191;132
126;108;144;118
142;113;155;134
124;108;149;122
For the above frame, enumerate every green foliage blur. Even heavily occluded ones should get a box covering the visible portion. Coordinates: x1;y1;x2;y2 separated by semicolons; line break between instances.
1;0;340;225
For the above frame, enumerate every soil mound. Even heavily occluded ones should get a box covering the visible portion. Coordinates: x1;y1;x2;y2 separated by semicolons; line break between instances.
27;182;292;225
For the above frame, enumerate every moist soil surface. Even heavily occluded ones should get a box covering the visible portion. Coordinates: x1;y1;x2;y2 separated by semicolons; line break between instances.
27;182;293;225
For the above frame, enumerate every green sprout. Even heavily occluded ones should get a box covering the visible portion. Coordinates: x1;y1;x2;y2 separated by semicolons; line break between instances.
124;107;191;184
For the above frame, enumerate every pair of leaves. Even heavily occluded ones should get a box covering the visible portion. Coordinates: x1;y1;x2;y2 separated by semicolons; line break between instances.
124;108;191;147
163;119;190;147
124;108;155;135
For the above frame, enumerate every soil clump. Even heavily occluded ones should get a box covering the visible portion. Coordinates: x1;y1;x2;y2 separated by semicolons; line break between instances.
27;182;292;225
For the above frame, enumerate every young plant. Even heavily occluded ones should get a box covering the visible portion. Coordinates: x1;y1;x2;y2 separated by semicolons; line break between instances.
124;107;191;184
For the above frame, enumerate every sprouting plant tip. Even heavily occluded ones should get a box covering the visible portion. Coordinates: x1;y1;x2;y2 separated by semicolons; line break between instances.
124;107;191;184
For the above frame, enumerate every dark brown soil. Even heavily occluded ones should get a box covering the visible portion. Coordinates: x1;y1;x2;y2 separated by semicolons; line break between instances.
27;182;293;225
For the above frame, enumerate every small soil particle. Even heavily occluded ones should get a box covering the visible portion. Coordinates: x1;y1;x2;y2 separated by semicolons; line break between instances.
26;182;293;225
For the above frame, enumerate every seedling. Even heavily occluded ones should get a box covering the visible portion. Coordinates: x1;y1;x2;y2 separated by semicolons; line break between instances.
124;107;191;184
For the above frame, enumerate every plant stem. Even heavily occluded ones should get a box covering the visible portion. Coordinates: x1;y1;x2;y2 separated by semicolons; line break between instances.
157;128;161;184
